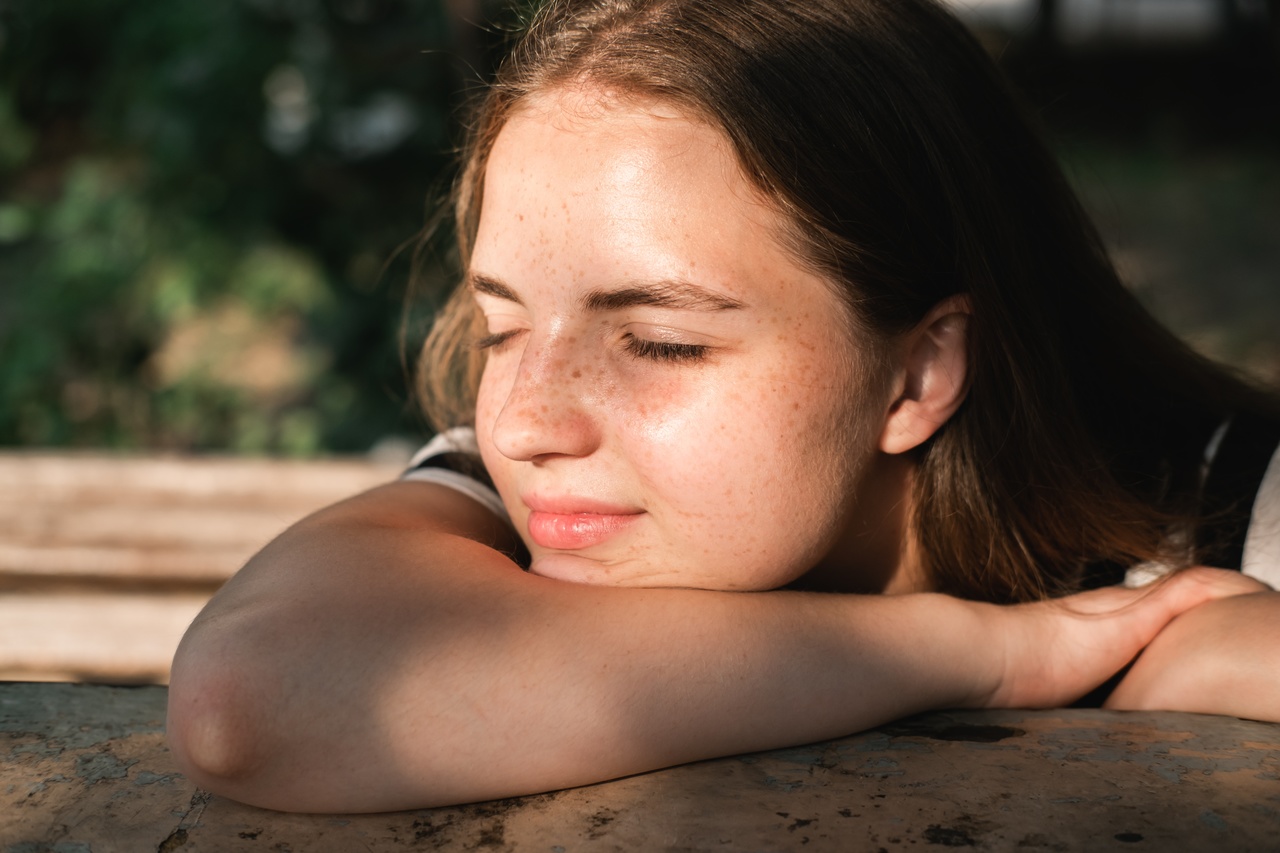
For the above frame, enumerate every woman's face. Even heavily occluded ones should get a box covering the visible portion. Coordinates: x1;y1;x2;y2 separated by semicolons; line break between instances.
471;89;887;589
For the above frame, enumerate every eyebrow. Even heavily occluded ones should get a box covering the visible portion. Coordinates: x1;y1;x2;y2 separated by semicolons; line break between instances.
468;272;745;312
582;281;745;312
469;273;524;305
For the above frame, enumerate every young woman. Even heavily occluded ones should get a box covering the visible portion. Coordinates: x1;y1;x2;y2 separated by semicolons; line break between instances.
167;0;1280;813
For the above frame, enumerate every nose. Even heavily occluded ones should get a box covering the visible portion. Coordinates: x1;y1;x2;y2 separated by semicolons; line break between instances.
489;334;603;463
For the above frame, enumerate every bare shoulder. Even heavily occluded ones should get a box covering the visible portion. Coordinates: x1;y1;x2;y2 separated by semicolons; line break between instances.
315;479;517;546
184;478;522;634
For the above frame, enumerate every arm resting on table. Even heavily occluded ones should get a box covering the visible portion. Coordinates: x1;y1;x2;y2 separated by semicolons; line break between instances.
166;483;1256;812
1106;589;1280;722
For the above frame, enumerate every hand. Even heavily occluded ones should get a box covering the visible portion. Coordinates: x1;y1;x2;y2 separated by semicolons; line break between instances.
1105;582;1279;721
981;567;1267;710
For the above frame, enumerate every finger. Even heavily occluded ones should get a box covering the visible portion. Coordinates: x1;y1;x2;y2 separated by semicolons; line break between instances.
1149;566;1269;608
1053;566;1266;618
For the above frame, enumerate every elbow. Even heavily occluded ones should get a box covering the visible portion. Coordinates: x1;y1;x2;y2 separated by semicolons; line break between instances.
166;659;268;797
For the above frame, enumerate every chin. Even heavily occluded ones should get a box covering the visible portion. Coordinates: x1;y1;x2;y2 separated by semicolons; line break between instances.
527;553;629;586
529;552;787;592
528;553;696;589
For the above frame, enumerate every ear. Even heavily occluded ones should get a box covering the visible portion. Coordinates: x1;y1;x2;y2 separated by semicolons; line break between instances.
878;295;971;455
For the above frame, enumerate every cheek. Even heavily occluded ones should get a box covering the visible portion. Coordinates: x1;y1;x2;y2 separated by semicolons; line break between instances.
622;355;863;574
616;367;747;475
633;352;849;470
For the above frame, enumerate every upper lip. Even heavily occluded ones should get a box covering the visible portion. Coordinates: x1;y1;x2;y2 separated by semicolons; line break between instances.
522;493;643;515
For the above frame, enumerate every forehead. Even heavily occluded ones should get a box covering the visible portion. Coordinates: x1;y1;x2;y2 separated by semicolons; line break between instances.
474;88;854;328
496;87;745;199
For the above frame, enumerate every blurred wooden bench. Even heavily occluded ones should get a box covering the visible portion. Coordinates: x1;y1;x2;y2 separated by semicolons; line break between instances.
0;452;400;683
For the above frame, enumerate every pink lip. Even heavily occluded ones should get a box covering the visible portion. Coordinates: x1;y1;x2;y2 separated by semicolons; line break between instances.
523;495;643;551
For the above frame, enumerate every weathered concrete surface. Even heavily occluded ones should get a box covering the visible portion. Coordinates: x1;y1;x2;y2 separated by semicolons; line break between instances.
3;682;1279;852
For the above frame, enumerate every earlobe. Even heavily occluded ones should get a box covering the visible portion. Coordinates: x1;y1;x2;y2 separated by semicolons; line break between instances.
878;295;971;455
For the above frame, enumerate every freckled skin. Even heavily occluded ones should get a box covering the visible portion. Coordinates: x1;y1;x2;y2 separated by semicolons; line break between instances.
471;89;888;590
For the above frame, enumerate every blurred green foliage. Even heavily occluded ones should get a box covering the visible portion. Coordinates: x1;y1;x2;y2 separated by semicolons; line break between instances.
0;0;486;454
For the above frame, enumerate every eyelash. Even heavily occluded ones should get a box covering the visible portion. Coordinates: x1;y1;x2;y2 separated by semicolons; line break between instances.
475;330;521;351
474;329;709;363
624;334;709;363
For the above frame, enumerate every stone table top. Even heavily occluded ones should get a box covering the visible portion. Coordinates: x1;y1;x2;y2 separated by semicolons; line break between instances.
3;681;1279;852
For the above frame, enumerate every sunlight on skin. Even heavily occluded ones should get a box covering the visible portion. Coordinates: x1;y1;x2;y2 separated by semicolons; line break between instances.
469;88;899;591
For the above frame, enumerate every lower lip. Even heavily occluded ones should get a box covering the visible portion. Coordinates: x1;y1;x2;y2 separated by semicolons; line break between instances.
526;511;641;550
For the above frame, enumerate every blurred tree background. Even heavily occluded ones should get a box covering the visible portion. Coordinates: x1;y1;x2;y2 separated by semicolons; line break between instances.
0;0;505;455
0;0;1276;457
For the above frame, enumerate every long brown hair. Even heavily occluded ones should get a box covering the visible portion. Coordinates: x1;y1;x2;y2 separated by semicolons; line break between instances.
418;0;1278;601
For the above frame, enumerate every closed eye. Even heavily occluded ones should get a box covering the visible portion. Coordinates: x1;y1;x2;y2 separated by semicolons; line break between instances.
475;329;522;351
624;334;709;363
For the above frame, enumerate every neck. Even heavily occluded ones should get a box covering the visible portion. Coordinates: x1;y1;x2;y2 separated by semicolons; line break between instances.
791;452;931;595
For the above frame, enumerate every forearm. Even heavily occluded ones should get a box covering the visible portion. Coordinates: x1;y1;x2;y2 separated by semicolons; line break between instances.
168;488;993;812
168;486;1254;813
1105;590;1280;721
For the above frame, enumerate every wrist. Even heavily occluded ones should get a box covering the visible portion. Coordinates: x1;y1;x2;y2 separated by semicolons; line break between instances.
851;592;1003;712
949;597;1008;709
